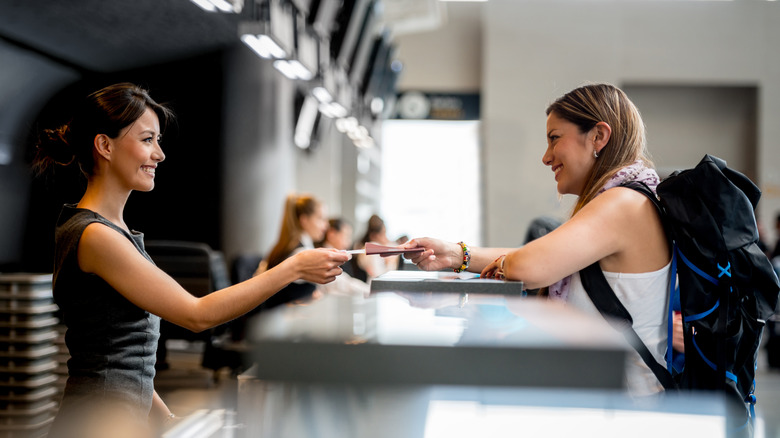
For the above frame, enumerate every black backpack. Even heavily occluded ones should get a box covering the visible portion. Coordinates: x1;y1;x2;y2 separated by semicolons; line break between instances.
580;155;780;435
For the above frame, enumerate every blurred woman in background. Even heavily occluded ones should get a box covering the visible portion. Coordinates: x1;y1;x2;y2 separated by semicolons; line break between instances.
317;218;370;297
256;193;331;309
352;214;400;282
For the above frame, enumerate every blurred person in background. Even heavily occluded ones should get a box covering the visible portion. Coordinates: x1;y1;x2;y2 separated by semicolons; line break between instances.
255;193;332;309
317;218;370;297
352;214;400;282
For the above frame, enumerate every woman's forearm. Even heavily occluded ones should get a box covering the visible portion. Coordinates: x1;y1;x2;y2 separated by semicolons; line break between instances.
185;259;299;332
466;246;516;273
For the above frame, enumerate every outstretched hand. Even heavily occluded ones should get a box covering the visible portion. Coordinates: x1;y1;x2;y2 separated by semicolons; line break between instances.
401;238;457;272
480;254;506;279
292;248;350;284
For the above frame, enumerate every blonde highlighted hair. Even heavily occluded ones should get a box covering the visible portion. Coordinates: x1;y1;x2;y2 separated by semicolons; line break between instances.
546;83;653;217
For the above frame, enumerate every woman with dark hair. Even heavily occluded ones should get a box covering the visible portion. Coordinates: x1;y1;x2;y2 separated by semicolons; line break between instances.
33;83;349;436
255;193;330;309
353;214;400;281
404;83;671;396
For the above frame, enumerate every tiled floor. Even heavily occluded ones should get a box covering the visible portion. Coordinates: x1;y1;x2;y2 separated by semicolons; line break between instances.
155;343;780;438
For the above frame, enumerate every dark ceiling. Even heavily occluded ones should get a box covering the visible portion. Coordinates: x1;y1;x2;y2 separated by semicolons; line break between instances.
0;0;245;73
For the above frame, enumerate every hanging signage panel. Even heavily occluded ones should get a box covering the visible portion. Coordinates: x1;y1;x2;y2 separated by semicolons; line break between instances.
394;91;480;120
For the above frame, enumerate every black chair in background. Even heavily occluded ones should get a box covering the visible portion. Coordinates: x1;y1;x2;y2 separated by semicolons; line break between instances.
522;216;563;296
228;253;264;342
144;240;237;377
523;216;563;245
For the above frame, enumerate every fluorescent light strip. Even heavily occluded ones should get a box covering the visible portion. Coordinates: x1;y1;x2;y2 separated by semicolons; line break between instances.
328;103;348;118
287;60;315;81
190;0;241;12
190;0;218;12
272;60;315;81
240;34;287;59
273;60;298;79
312;87;333;104
210;0;235;12
318;102;348;119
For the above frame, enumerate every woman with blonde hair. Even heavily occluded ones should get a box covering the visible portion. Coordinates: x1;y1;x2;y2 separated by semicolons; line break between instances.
404;83;670;396
256;193;330;309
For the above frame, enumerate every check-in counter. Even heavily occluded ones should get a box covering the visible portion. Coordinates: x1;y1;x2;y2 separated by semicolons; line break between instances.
236;274;729;438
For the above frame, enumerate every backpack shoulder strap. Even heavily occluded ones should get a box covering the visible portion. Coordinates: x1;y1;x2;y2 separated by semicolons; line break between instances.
580;262;678;390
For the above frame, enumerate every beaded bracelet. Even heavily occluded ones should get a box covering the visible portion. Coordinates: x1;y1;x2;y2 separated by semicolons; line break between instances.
454;241;471;273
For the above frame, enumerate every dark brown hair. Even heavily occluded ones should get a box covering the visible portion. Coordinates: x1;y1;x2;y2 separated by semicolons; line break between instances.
359;214;385;245
33;82;174;177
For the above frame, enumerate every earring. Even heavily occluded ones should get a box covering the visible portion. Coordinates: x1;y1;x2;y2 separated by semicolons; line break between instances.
594;150;599;159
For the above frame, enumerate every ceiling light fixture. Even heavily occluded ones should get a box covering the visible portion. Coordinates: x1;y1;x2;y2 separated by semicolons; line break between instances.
238;0;293;59
240;33;287;59
312;86;333;103
272;59;315;80
318;102;348;119
190;0;243;13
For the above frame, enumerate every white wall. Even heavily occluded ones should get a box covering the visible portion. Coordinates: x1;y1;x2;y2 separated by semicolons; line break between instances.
623;85;757;180
393;1;780;246
394;2;483;92
481;0;780;246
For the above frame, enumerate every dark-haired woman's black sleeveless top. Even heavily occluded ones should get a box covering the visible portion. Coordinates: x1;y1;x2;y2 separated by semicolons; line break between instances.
51;205;160;424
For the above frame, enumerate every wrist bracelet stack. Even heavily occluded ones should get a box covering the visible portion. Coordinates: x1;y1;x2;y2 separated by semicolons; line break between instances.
454;241;471;273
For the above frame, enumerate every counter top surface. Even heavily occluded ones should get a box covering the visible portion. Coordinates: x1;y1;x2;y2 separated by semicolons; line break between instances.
247;290;629;389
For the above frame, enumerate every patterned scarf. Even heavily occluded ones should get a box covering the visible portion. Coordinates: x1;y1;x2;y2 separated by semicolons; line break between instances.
548;159;660;301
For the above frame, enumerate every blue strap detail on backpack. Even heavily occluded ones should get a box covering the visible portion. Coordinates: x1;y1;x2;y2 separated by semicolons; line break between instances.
666;246;688;375
677;248;719;286
717;262;732;279
677;247;721;322
678;249;745;393
747;379;757;422
691;329;738;385
684;300;719;323
666;247;678;372
735;391;757;431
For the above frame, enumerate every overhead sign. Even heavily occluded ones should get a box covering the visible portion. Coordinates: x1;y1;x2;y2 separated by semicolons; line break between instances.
394;91;480;120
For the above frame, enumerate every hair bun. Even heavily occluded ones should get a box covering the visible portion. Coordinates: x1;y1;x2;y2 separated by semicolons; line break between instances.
33;125;76;175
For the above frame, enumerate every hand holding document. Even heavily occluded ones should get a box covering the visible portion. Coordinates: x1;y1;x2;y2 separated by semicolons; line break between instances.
345;242;425;257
